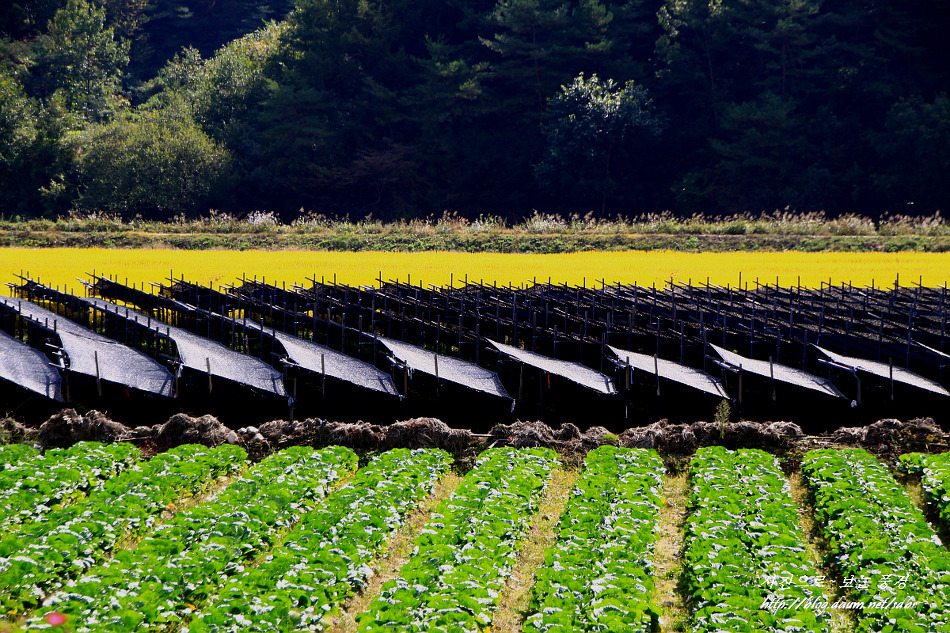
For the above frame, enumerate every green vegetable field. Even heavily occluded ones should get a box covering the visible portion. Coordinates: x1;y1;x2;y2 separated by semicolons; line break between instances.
1;441;949;633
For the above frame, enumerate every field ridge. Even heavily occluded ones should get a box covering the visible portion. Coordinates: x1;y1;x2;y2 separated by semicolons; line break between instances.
329;471;464;633
4;228;950;253
788;472;856;633
489;467;581;632
653;472;690;633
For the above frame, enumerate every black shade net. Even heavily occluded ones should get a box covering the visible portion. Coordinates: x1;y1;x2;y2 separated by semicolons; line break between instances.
0;297;174;397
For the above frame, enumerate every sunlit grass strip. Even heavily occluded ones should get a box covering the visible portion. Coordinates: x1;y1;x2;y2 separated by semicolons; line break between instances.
1;248;949;293
524;445;665;633
356;447;558;632
5;210;950;236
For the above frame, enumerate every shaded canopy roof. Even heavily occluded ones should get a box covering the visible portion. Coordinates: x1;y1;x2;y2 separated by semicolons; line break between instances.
608;345;729;399
248;321;399;397
88;280;389;397
487;339;616;395
0;297;174;397
814;345;950;397
376;336;511;400
709;344;846;399
81;297;286;397
0;329;63;402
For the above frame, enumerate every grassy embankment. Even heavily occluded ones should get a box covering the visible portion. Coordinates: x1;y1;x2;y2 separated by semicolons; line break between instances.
2;211;950;253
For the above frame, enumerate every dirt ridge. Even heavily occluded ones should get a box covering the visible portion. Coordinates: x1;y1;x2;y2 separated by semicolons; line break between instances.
3;410;946;463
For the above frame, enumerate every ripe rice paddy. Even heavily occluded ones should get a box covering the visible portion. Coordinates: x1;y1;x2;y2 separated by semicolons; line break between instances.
1;248;949;292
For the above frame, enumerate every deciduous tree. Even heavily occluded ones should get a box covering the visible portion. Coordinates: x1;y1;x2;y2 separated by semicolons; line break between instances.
535;73;661;212
74;112;231;217
38;0;129;122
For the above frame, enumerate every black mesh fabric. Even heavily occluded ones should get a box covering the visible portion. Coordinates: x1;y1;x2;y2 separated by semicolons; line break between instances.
376;336;511;400
250;320;399;397
487;339;616;395
608;344;729;399
0;297;174;397
814;345;950;397
0;329;63;401
710;344;845;398
81;297;286;397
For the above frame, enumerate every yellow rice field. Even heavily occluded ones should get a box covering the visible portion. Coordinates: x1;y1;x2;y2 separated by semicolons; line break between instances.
0;248;947;294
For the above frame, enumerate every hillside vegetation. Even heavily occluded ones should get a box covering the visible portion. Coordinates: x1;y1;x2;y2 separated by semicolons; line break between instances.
1;0;949;221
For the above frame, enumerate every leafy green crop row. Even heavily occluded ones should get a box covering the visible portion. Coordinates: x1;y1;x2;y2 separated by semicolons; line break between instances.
0;443;39;468
802;448;950;632
30;446;357;633
0;441;140;532
188;447;452;633
0;443;246;616
685;446;828;633
358;447;559;633
898;452;950;529
525;445;665;633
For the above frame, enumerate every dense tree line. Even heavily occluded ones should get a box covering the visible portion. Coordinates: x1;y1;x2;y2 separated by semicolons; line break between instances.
1;0;949;220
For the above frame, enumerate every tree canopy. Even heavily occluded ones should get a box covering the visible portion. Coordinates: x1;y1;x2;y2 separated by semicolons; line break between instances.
1;0;948;219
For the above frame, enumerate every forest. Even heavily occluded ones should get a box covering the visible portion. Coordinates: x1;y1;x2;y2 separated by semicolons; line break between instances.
1;0;949;222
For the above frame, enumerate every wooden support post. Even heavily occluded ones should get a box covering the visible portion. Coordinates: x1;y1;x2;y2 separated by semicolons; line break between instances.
358;314;364;360
738;366;743;405
803;330;809;368
519;363;524;401
889;357;894;401
539;369;544;412
906;313;912;369
94;350;102;397
289;375;295;422
702;329;708;372
475;321;480;364
512;301;518;347
769;356;776;402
